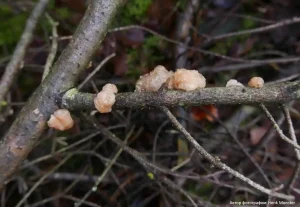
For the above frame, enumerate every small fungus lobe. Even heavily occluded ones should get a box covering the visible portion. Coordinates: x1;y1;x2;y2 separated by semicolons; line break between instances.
135;65;173;92
168;68;206;91
226;79;244;87
248;77;264;88
47;109;74;131
94;83;118;113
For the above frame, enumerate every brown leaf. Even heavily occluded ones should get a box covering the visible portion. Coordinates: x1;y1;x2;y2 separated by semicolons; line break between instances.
191;105;218;122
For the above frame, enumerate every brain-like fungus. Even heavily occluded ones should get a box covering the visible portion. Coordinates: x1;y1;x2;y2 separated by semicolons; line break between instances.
168;68;206;91
135;65;173;92
47;109;74;131
248;77;264;88
94;83;118;113
226;79;244;87
102;83;118;94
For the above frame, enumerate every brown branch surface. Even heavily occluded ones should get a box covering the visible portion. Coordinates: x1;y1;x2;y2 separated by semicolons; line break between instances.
0;0;49;102
0;0;122;190
60;81;300;111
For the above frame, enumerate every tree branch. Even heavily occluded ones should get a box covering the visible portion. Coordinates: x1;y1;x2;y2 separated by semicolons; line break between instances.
59;81;300;111
0;0;123;191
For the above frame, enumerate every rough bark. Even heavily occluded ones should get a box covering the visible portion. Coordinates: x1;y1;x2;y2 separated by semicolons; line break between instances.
0;0;122;190
59;81;300;111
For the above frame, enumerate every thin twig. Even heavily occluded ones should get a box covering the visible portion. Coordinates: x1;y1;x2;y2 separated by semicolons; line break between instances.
227;13;275;24
282;104;300;193
42;13;59;80
152;120;169;167
48;172;104;182
78;53;116;90
171;150;195;172
200;56;300;72
29;195;59;207
15;154;72;207
269;74;300;84
260;104;300;151
199;106;272;188
109;25;249;63
249;114;285;155
21;131;101;169
82;115;243;190
161;177;198;207
29;167;91;207
205;17;300;42
74;132;129;207
0;0;49;102
22;125;125;170
63;195;101;207
109;24;300;67
160;106;294;200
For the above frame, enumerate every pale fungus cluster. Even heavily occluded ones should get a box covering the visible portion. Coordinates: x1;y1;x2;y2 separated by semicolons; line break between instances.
226;77;264;88
135;65;206;92
167;69;206;91
47;83;119;131
248;77;264;88
47;64;265;131
135;65;173;92
94;83;118;113
47;109;74;131
226;79;243;87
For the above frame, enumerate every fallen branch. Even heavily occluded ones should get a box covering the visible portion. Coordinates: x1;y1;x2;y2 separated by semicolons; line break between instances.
59;81;300;111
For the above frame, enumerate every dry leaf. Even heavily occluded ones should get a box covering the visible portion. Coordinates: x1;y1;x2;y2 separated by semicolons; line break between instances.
191;105;218;122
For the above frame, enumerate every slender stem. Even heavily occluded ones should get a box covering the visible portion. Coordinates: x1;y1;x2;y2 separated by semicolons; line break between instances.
15;155;72;207
282;104;300;193
260;104;300;150
109;25;248;63
75;131;130;207
205;17;300;42
199;106;272;188
162;177;198;207
42;14;58;80
78;53;116;90
0;0;50;101
160;106;294;200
